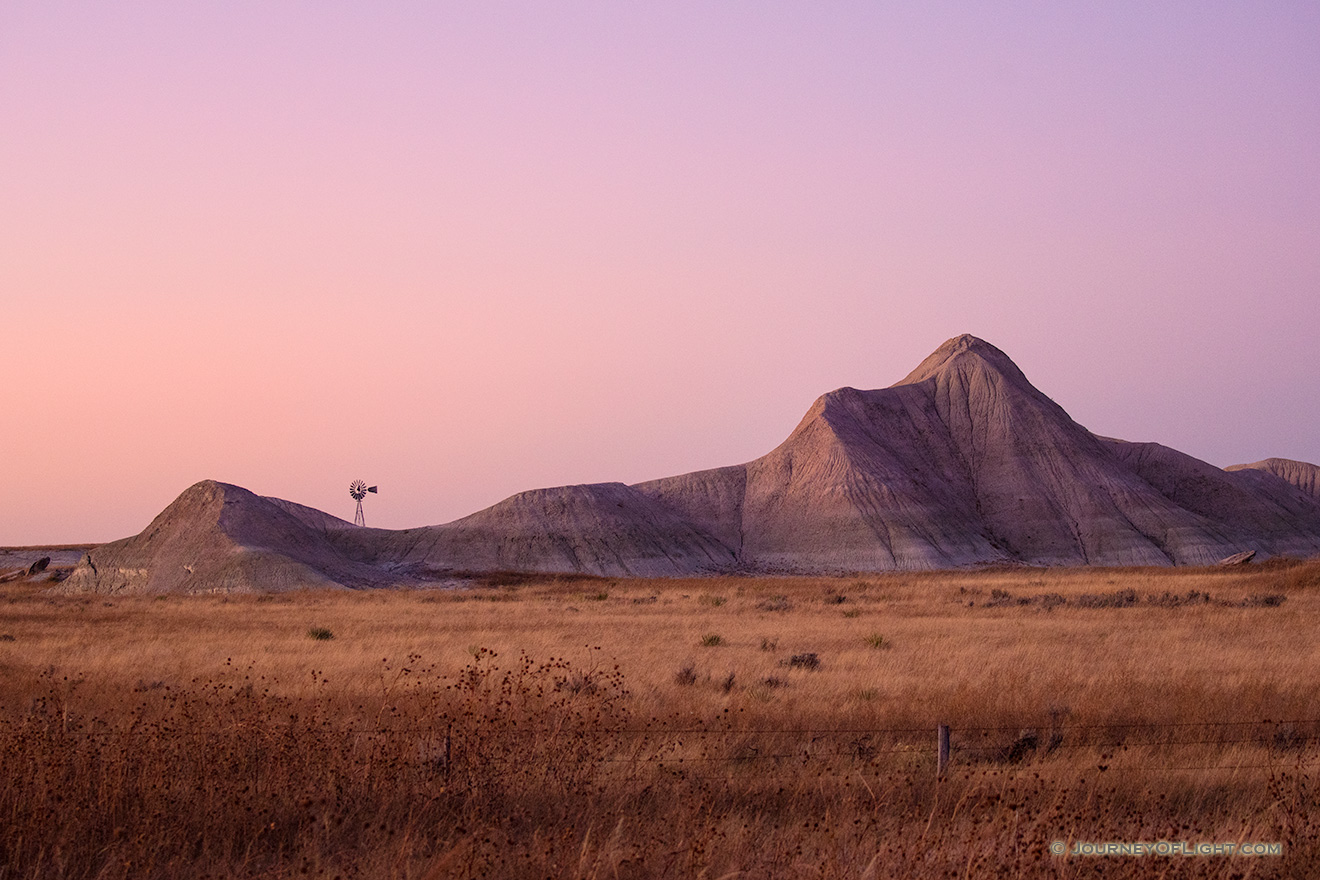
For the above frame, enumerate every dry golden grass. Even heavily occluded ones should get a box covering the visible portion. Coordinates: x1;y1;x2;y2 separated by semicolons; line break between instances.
2;562;1319;878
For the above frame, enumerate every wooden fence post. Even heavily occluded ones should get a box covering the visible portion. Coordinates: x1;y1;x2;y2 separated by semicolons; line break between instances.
937;724;950;777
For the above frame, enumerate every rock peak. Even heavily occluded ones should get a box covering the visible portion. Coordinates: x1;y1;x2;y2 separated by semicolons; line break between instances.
943;333;993;353
895;334;1028;388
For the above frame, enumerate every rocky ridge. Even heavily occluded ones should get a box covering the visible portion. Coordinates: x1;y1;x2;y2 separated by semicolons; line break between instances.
56;335;1320;592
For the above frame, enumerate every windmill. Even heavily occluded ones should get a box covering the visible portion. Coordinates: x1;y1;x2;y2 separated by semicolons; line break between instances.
349;480;377;527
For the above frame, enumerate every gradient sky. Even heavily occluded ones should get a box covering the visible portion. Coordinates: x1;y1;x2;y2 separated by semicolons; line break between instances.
4;2;1318;544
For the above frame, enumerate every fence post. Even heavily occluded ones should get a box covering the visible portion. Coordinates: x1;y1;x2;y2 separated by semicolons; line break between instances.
937;724;950;778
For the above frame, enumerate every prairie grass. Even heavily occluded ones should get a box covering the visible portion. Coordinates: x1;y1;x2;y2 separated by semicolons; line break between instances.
1;563;1319;877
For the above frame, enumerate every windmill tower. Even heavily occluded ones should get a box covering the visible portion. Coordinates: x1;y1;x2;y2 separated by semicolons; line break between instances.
349;480;377;526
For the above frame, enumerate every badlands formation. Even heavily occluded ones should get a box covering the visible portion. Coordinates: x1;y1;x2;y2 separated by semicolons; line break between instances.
59;335;1320;592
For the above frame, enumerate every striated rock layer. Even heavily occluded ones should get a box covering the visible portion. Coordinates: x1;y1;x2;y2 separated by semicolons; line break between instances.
58;335;1320;591
1226;458;1320;503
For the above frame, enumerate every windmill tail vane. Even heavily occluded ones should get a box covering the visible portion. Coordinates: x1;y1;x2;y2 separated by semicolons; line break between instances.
349;480;378;526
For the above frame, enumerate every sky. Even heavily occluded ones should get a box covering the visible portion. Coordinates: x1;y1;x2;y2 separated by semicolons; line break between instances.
3;2;1319;545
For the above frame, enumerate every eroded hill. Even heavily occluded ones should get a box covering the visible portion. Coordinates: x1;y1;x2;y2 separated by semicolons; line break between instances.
57;335;1320;592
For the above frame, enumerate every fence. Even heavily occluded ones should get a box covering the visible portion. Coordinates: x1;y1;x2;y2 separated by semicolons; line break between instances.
311;715;1320;781
12;702;1318;784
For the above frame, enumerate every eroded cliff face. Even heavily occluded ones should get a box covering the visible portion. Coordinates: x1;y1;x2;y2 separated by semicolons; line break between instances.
58;336;1320;592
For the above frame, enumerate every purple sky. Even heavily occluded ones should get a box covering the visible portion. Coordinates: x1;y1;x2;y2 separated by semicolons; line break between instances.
4;3;1319;544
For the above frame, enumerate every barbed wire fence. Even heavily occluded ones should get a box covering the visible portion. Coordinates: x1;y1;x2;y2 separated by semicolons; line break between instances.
315;716;1320;780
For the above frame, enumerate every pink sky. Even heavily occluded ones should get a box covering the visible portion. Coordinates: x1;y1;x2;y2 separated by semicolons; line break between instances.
4;3;1319;544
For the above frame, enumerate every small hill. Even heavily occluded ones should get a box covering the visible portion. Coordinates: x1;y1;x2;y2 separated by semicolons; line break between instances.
1226;458;1320;502
58;481;387;594
376;482;738;577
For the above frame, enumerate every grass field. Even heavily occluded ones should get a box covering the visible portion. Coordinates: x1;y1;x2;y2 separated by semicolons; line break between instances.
3;561;1319;878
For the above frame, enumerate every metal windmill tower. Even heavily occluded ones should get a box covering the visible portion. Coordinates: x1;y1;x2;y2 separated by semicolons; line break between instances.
349;480;377;527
